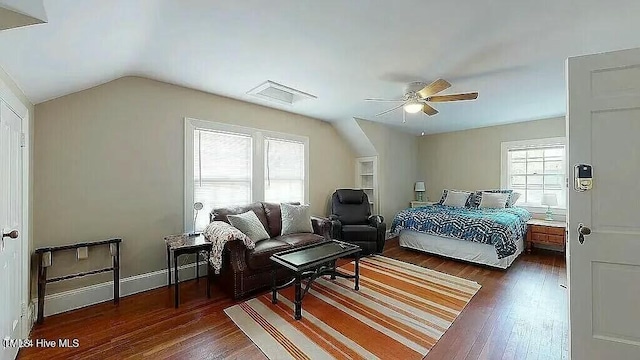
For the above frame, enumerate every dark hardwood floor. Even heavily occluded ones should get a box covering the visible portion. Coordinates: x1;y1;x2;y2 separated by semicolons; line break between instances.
19;238;567;360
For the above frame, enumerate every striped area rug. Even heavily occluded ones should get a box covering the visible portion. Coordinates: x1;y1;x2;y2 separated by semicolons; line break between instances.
225;255;481;360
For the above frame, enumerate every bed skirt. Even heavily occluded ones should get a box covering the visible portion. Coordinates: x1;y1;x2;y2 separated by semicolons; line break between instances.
399;230;523;269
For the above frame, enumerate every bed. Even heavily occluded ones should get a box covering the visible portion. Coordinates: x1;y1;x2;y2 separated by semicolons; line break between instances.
391;204;531;269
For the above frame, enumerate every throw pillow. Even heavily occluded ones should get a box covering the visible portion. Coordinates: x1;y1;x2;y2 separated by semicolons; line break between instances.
438;189;475;207
507;192;521;207
227;211;271;242
473;189;513;207
478;192;510;208
280;203;313;235
442;190;472;207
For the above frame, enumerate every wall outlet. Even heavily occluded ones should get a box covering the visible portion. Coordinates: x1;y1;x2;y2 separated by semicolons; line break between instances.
77;247;89;260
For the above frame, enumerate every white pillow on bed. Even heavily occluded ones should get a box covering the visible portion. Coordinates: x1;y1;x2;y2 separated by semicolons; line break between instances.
442;190;472;207
507;192;521;207
478;192;510;208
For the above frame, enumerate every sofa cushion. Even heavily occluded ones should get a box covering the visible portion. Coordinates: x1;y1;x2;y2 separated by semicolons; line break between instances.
246;239;292;270
262;202;300;238
281;203;313;235
342;225;377;243
274;233;324;247
228;211;271;243
211;203;269;231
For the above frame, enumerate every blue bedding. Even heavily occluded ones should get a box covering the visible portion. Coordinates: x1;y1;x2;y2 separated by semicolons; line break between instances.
391;205;532;259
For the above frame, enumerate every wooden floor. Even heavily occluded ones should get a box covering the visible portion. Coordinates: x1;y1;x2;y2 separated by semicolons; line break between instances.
19;238;568;360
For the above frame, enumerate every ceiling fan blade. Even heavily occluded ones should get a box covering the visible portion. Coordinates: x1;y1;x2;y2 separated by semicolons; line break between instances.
375;102;407;116
422;103;438;116
364;98;405;102
417;79;451;99
427;92;479;102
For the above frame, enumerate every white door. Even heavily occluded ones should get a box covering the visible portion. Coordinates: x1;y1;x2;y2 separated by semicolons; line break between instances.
567;47;640;359
0;100;23;360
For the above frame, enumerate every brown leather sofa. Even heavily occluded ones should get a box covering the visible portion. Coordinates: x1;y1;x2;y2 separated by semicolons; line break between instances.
210;202;331;299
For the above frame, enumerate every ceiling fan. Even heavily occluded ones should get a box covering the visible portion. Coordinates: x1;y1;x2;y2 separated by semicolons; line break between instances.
365;79;478;117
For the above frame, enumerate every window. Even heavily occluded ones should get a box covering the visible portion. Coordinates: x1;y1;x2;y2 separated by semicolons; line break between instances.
501;137;566;210
192;129;252;230
185;118;308;231
264;138;305;204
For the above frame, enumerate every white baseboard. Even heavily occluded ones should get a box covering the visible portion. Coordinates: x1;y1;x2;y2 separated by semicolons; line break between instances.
31;261;208;318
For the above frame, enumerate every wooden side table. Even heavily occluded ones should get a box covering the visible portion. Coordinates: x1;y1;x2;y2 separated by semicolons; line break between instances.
410;201;435;208
165;234;212;308
526;219;566;253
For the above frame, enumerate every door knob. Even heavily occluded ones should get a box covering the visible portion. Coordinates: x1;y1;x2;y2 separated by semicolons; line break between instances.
578;224;591;244
2;230;18;239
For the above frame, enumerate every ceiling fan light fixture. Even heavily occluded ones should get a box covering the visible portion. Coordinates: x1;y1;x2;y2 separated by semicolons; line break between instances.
403;101;423;114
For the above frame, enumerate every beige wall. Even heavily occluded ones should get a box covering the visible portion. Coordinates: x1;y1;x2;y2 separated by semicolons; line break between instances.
34;76;356;293
418;117;566;201
357;119;419;223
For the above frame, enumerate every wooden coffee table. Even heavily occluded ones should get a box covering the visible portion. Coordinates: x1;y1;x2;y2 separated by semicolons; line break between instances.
270;240;361;320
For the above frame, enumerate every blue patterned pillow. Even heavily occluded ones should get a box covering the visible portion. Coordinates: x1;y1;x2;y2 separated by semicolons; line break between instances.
472;189;514;208
438;189;474;207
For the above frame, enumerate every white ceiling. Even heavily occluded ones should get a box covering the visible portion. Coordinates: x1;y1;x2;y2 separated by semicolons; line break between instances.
1;0;640;134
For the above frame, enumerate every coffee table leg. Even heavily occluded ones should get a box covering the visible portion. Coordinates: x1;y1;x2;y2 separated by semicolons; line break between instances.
354;253;360;291
331;260;337;280
294;274;302;320
174;253;179;308
271;269;278;304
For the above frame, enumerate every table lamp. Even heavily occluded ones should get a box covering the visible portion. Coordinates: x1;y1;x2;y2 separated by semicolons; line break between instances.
541;194;558;221
414;181;426;201
191;202;204;235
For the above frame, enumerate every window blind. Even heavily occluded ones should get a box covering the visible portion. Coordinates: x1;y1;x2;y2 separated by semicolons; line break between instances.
264;138;305;204
193;129;252;230
507;145;566;207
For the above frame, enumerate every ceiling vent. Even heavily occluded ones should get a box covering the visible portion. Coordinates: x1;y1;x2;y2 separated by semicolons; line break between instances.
247;81;316;106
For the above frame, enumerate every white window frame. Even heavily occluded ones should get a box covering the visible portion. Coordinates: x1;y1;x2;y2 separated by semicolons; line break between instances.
500;137;567;215
184;117;309;232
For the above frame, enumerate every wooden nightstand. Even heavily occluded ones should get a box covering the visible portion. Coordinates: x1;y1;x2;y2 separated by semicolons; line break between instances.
526;219;566;253
410;201;435;208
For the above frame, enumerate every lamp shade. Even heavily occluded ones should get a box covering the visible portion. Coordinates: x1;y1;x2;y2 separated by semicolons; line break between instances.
414;181;426;192
541;193;558;206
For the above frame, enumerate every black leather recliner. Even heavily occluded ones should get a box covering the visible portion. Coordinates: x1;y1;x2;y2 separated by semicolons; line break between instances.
329;189;386;255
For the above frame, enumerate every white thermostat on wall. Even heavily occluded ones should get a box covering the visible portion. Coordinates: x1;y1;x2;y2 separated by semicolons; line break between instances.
574;164;593;191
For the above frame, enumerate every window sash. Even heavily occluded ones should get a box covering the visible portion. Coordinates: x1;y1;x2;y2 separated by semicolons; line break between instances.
264;137;305;204
506;145;566;208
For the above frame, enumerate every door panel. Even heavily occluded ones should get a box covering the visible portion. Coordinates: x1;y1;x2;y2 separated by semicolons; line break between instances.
568;48;640;359
591;109;640;231
0;100;22;360
592;261;640;346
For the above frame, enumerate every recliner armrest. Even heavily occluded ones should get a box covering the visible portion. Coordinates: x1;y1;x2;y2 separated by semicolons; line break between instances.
368;215;385;227
310;216;331;239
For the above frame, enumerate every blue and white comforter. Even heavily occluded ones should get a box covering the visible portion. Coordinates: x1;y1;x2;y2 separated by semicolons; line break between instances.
391;205;532;259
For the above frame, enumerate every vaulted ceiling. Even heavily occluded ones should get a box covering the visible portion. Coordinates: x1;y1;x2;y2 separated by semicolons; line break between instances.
1;0;640;134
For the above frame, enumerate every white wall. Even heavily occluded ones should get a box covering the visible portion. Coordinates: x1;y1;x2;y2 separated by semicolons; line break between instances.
356;119;419;222
417;117;566;201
